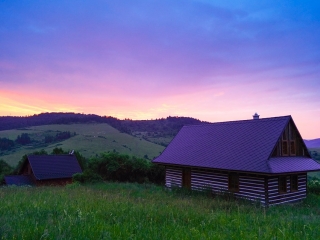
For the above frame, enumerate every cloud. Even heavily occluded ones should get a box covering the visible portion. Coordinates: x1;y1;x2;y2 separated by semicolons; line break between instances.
0;0;319;138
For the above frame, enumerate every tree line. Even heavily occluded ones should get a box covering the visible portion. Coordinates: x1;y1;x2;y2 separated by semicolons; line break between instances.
0;131;74;151
0;133;31;151
44;131;75;143
0;112;207;137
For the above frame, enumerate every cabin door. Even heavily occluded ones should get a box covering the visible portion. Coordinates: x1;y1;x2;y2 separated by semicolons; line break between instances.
182;168;191;189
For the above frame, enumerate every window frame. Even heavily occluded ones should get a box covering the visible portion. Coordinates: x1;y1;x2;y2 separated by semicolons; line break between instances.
282;141;289;156
290;175;298;192
278;176;287;194
290;140;296;156
282;127;289;156
228;173;239;192
182;168;191;189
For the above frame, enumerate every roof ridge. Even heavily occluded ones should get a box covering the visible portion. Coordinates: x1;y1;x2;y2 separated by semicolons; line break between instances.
182;115;291;128
28;154;75;157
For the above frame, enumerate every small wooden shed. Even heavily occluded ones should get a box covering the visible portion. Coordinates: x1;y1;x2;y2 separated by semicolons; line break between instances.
153;115;320;206
5;154;82;186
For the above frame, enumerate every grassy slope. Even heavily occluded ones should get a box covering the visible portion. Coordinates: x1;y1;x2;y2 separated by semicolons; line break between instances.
0;124;164;166
308;148;320;178
1;183;320;239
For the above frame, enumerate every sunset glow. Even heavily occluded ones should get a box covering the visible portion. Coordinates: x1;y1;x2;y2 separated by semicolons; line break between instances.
0;0;319;138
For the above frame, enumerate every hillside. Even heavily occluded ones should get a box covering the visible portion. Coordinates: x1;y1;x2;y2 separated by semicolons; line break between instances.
0;112;205;134
305;138;320;149
0;123;165;166
0;112;207;147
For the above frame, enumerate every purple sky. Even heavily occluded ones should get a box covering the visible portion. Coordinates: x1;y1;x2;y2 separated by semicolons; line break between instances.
0;0;319;138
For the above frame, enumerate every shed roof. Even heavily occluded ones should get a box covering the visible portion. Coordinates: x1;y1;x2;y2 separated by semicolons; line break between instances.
153;116;320;174
4;175;34;186
26;154;82;180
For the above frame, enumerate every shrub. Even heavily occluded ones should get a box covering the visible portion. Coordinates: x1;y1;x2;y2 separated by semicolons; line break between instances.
74;151;88;170
73;170;102;183
0;160;13;184
51;147;66;155
86;152;164;184
308;177;320;195
0;137;15;151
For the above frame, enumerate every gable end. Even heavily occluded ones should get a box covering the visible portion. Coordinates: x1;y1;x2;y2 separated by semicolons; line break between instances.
270;118;310;158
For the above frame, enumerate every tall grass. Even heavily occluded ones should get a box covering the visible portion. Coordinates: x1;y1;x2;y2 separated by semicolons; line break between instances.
1;183;320;239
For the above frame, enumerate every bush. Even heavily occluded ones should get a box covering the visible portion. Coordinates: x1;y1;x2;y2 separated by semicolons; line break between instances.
51;147;66;155
0;137;15;151
86;152;164;184
0;160;13;184
308;177;320;195
73;170;102;183
74;151;87;170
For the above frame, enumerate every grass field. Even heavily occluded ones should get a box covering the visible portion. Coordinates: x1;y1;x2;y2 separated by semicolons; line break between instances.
0;182;320;239
0;124;165;166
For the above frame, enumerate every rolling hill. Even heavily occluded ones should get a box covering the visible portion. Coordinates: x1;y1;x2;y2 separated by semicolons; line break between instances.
0;123;165;167
304;138;320;149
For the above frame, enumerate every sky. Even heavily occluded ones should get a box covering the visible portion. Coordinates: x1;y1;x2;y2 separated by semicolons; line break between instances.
0;0;319;139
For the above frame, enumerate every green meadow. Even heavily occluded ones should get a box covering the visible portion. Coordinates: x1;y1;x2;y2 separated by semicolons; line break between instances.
0;182;320;239
0;124;165;166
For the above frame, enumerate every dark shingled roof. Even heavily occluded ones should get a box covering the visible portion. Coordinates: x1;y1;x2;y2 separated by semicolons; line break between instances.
4;175;34;186
268;157;320;173
153;116;320;174
27;154;82;180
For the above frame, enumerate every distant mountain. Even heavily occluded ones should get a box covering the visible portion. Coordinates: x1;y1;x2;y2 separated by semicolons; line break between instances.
304;138;320;149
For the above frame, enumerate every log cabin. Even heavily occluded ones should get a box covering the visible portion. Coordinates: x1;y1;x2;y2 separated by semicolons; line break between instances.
152;114;320;206
5;154;82;186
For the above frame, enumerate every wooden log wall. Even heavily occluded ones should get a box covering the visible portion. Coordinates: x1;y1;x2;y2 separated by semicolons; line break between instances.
267;174;306;206
166;167;266;204
235;175;266;205
191;169;227;192
35;178;73;186
165;167;307;205
165;167;183;188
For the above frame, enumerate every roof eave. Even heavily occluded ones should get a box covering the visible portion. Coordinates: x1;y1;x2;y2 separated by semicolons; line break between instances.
154;162;319;175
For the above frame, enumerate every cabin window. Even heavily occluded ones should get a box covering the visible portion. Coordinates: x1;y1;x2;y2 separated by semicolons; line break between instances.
182;168;191;189
282;127;290;156
289;125;295;140
282;129;288;140
282;141;288;156
278;176;287;193
228;174;239;192
291;175;298;192
290;141;296;155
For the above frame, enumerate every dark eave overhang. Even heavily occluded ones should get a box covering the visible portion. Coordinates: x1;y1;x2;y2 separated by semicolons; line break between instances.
153;162;317;176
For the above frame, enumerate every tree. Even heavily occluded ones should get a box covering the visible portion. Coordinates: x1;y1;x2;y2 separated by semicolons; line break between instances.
0;160;13;184
15;133;31;145
0;138;15;151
